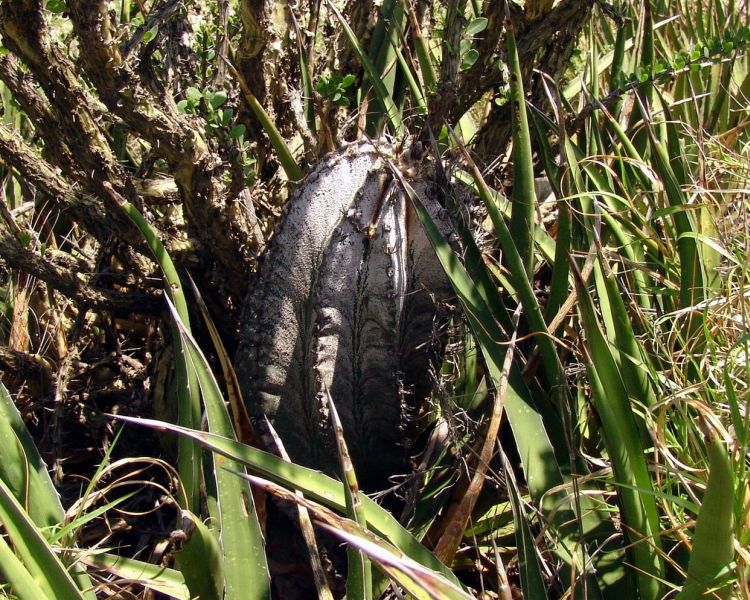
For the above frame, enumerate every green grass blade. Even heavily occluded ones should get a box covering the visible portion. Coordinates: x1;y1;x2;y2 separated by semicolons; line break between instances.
116;197;201;511
528;112;571;326
392;41;427;115
453;168;558;264
506;19;536;279
112;415;465;590
609;18;628;89
455;150;565;391
675;432;735;600
0;478;87;600
173;509;224;600
639;98;705;313
503;452;547;599
0;381;96;599
597;258;657;411
221;57;303;182
239;87;303;182
325;0;402;133
0;534;49;600
439;166;515;334
641;0;655;104
81;553;191;599
404;0;437;91
166;299;271;600
365;0;406;134
0;380;64;529
573;261;664;600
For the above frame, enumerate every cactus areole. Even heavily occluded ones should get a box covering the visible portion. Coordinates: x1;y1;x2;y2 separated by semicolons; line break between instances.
235;139;459;490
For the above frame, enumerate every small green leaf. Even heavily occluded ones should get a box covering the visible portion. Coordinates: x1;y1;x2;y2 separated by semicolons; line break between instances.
186;87;202;103
228;123;246;139
142;25;158;44
209;91;227;109
461;49;479;70
46;0;67;14
464;17;488;36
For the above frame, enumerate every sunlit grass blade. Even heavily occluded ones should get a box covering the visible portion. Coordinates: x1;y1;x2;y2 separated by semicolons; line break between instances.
676;430;735;599
173;509;224;600
506;16;536;279
453;168;557;264
80;553;191;599
221;56;303;182
325;0;402;134
0;478;87;600
166;299;271;599
110;414;465;590
0;534;49;600
326;391;372;600
115;194;201;510
572;259;664;600
242;473;473;600
0;379;64;529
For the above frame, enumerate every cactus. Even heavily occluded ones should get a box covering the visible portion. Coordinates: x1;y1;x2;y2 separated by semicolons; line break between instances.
235;139;459;489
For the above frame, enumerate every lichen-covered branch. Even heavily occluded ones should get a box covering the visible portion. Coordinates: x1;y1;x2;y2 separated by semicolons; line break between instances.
0;231;162;315
236;0;303;162
65;0;260;303
471;0;595;159
0;123;142;245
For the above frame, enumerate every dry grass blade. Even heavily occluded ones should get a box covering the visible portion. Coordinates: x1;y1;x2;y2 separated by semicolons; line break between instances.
433;306;520;563
262;416;334;600
110;414;464;587
0;478;88;600
325;386;372;599
239;473;473;600
187;275;257;447
80;553;191;599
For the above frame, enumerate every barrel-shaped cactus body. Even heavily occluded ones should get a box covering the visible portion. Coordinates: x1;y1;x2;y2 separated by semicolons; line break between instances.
235;140;458;489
